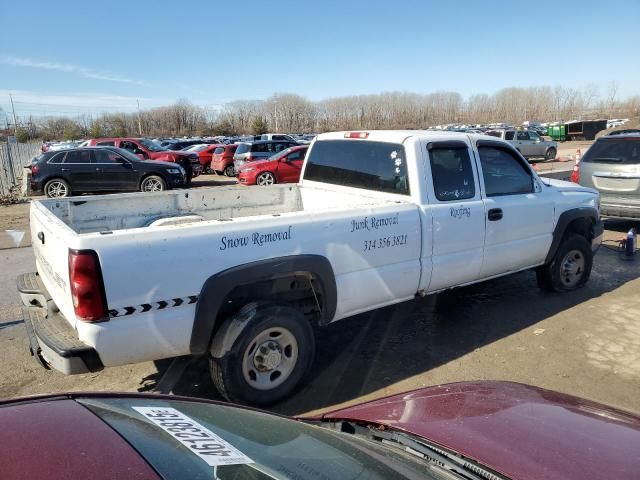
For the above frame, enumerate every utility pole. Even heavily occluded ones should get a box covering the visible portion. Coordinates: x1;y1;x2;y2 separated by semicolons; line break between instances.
136;100;143;136
9;93;18;134
274;101;278;132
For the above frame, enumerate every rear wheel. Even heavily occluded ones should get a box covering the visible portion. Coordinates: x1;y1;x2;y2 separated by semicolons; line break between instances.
204;165;214;174
537;234;592;292
140;175;166;192
223;164;235;177
545;147;557;161
44;179;71;198
256;172;276;186
210;303;315;405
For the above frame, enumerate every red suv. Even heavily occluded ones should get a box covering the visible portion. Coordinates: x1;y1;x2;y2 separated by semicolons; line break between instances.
86;138;202;181
210;144;238;177
236;145;308;185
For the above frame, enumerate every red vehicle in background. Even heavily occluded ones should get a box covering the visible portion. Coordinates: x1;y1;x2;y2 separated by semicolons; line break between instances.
237;145;308;185
210;144;238;177
183;143;222;174
85;137;202;182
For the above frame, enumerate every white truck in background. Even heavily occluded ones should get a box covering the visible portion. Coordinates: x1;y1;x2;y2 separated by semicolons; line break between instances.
17;131;603;405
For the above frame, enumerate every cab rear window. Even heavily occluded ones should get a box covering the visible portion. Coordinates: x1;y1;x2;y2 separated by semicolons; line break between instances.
304;140;409;195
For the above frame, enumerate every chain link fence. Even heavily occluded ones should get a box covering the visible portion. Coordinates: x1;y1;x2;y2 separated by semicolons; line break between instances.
0;142;41;195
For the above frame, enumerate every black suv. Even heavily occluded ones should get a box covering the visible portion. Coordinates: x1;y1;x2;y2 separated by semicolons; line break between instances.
31;147;187;198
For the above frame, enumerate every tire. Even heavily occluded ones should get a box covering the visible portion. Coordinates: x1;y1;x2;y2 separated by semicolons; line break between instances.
256;172;276;186
536;234;592;292
140;175;166;192
210;303;315;406
545;147;557;161
204;165;214;174
223;164;235;177
44;178;71;198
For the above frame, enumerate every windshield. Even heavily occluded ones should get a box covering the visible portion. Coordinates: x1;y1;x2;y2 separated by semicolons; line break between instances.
185;144;208;152
140;139;167;152
79;397;434;480
115;147;146;163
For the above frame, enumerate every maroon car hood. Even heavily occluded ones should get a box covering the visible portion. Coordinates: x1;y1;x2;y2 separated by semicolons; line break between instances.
0;399;159;480
320;381;640;480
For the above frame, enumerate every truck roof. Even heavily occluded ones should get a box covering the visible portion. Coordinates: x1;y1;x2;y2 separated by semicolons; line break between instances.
316;130;500;144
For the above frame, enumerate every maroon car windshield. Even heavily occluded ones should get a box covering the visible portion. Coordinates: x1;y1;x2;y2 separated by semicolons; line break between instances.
78;397;437;480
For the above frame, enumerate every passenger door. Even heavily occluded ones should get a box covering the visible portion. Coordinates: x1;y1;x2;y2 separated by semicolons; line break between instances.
92;149;139;191
422;140;486;292
515;131;533;157
277;149;305;182
527;131;545;156
475;141;555;278
60;149;96;191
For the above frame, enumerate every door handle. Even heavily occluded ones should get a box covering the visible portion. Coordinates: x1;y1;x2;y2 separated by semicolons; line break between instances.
95;168;103;173
61;168;70;172
488;208;503;221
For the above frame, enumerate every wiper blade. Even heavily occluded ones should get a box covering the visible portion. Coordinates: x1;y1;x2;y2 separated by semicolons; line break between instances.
365;426;507;480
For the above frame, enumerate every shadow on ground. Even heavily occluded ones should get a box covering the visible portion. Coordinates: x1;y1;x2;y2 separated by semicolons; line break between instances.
141;245;640;416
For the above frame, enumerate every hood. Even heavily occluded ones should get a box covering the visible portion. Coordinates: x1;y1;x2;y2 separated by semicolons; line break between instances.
544;177;598;195
318;381;640;480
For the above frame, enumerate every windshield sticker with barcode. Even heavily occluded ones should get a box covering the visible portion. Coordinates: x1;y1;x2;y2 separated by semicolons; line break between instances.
132;406;254;467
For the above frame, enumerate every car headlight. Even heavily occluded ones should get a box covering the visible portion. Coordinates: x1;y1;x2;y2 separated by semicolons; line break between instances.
167;168;183;175
241;167;256;173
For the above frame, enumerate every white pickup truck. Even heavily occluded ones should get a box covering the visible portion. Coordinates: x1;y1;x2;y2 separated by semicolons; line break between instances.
17;131;603;405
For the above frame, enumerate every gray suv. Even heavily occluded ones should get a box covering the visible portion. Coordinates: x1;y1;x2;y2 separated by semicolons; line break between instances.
233;140;297;172
577;134;640;219
487;129;557;160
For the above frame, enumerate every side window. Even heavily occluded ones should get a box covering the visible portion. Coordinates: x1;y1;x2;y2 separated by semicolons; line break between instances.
528;132;540;141
478;147;534;196
120;141;136;151
287;150;302;161
273;135;286;141
96;141;115;146
516;131;529;141
428;147;475;201
48;152;65;164
274;143;288;153
63;150;93;164
505;131;515;140
94;150;124;163
252;143;267;153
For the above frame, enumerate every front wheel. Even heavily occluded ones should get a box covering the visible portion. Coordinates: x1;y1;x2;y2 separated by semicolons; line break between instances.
210;303;315;405
140;175;166;192
223;164;235;177
44;179;71;198
537;234;593;292
256;172;276;186
545;147;557;161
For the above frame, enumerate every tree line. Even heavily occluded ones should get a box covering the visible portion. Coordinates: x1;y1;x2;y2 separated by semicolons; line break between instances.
11;83;640;142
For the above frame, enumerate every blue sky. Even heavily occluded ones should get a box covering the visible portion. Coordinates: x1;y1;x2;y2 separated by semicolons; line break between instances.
0;0;638;117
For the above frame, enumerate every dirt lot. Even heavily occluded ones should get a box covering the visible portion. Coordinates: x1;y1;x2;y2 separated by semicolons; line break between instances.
1;210;638;416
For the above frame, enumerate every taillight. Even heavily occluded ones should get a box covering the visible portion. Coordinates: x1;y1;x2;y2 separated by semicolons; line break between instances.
571;162;580;183
31;165;40;175
69;250;108;322
345;132;369;139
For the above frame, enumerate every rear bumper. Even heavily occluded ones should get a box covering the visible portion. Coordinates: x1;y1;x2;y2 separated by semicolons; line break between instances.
600;203;640;220
17;272;103;375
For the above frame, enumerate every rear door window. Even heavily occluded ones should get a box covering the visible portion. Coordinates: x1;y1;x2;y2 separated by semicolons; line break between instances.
429;146;475;201
505;131;515;140
478;147;533;196
516;132;529;141
304;140;409;195
252;143;268;153
583;139;640;164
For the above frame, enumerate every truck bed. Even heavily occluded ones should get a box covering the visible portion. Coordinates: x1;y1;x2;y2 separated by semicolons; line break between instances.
37;184;400;234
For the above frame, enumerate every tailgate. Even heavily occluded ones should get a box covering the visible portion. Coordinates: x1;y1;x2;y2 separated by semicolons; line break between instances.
30;202;77;328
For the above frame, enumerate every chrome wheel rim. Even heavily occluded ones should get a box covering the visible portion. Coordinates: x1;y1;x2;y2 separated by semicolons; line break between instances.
224;165;234;176
560;249;585;287
257;173;274;186
142;178;163;192
242;327;298;390
46;181;68;198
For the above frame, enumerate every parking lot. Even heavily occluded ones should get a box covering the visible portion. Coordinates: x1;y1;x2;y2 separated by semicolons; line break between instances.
1;200;638;416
